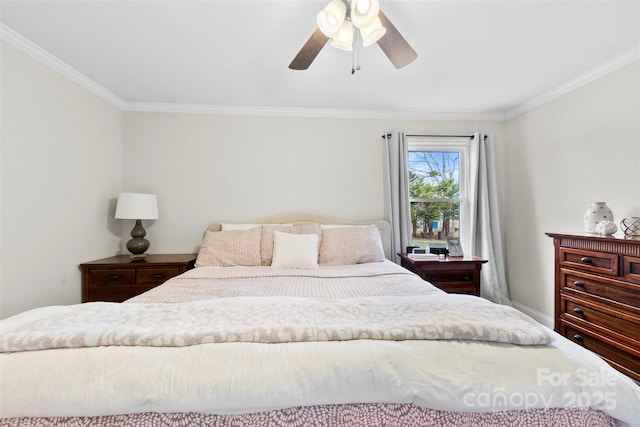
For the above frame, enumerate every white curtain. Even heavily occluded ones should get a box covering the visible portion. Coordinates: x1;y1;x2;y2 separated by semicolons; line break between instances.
383;132;413;262
468;132;512;305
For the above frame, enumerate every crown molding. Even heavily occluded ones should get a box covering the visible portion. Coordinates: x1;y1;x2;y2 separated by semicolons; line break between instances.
3;22;636;123
123;101;506;121
505;47;640;120
0;22;504;121
1;23;126;109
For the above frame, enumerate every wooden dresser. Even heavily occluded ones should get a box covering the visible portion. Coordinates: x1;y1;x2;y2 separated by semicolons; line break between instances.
80;254;196;302
399;253;487;296
547;233;640;381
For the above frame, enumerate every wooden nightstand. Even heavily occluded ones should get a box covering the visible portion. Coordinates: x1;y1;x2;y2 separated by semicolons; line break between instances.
399;253;487;296
80;254;197;302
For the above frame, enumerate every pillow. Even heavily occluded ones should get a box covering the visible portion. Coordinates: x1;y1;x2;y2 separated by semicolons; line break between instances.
220;223;262;231
221;222;293;231
260;223;322;266
195;227;261;267
271;231;319;269
318;224;385;265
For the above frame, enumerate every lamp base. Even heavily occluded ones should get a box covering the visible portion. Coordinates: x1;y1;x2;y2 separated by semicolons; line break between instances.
129;253;147;261
126;220;150;259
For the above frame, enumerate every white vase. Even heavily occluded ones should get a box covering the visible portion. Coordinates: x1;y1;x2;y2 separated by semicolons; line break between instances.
584;202;614;233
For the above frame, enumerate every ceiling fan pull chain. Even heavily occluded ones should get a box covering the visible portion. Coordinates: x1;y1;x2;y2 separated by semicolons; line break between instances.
355;30;361;71
351;29;361;74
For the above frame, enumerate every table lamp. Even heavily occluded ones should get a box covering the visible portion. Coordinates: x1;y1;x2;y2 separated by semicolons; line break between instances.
114;192;159;259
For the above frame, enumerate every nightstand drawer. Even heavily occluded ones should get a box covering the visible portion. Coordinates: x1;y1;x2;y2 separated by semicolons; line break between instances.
399;254;486;297
90;269;135;286
89;285;159;303
137;267;180;284
421;271;475;283
80;254;197;303
437;283;478;295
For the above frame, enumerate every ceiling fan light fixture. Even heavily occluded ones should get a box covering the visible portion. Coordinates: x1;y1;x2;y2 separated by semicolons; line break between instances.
317;0;347;38
360;17;386;47
351;0;380;29
330;20;355;51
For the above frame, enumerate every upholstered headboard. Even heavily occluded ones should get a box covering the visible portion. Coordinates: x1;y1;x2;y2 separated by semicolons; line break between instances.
207;213;392;260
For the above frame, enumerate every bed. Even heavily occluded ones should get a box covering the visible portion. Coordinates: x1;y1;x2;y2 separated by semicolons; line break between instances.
1;214;639;426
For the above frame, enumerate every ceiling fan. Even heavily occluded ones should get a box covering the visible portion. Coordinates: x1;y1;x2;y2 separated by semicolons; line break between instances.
289;0;417;71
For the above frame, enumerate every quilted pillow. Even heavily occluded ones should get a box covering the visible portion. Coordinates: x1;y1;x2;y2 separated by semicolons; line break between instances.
318;224;385;265
261;223;321;266
195;226;261;267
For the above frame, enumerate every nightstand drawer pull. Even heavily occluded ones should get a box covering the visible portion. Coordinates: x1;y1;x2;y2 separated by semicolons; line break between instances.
573;334;583;342
573;307;584;315
150;273;166;279
573;281;584;287
580;257;592;264
105;274;121;280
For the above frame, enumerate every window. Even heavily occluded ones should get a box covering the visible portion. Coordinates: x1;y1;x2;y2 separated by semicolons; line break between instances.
407;136;470;250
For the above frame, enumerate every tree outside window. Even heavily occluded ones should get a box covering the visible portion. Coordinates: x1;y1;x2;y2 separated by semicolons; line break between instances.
408;151;460;247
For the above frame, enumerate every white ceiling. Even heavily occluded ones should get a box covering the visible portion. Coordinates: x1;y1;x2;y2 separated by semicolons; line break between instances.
1;0;639;119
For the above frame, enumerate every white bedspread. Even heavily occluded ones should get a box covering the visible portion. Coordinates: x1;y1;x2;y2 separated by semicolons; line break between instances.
1;262;639;426
1;329;639;425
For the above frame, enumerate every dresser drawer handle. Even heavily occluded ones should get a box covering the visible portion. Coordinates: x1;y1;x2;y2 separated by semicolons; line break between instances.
573;334;583;342
464;275;470;281
573;307;584;315
573;281;584;287
105;274;121;280
580;257;592;264
150;274;166;279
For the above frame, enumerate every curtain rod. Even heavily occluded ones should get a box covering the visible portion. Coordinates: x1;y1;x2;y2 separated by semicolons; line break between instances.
382;133;475;139
407;134;474;138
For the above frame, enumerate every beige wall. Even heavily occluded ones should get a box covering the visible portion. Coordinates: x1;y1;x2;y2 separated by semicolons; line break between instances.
0;41;124;318
505;61;640;325
123;113;505;255
3;34;636;324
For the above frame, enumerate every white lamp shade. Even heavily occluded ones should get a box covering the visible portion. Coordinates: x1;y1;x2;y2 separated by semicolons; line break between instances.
330;20;354;51
115;193;159;220
351;0;380;29
360;16;386;47
317;0;346;38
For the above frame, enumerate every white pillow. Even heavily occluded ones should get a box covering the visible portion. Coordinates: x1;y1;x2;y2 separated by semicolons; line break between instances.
271;231;319;269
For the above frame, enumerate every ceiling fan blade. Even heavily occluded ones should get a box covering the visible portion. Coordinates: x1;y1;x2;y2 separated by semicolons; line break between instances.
376;10;418;69
289;28;330;70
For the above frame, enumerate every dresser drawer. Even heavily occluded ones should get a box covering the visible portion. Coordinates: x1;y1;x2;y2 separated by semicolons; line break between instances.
90;269;135;286
623;256;640;282
561;297;640;342
559;248;618;276
561;269;640;309
563;322;640;381
137;267;180;285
